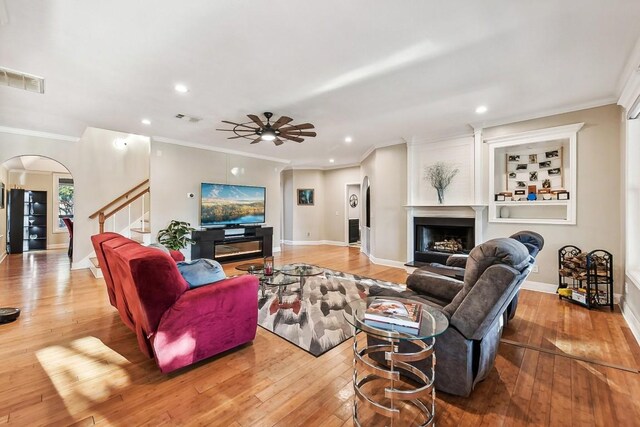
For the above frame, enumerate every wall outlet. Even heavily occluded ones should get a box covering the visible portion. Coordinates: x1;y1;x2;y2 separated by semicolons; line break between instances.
532;264;539;273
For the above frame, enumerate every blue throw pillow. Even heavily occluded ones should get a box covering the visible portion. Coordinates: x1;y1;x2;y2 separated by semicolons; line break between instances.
177;258;226;288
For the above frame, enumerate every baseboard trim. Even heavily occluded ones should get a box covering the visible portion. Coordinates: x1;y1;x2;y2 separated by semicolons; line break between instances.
367;255;407;269
621;297;640;345
521;280;558;294
47;243;68;250
0;252;6;264
281;240;348;247
272;246;281;253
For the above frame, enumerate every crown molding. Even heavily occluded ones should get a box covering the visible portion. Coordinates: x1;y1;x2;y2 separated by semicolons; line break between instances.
469;97;617;131
407;132;474;146
483;122;584;145
359;139;407;163
617;35;640;96
618;60;640;112
152;136;291;164
0;126;79;142
8;168;53;175
284;162;361;172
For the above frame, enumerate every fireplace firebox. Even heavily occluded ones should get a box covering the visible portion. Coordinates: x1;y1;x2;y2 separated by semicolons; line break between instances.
414;217;475;265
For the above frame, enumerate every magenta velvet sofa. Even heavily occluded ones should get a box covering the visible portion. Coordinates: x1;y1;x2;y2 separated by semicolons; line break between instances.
91;232;259;373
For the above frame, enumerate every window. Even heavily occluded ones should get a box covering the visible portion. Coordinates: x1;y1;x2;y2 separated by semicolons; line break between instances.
53;173;74;233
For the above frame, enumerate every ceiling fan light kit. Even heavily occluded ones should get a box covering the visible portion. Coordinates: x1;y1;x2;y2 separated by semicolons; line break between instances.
217;111;316;146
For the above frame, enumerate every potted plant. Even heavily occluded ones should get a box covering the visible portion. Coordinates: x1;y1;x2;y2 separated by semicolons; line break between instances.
157;220;196;250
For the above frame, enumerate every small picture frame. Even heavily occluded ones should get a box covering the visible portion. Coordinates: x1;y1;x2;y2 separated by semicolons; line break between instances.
514;190;526;195
297;188;315;205
557;191;570;200
495;194;506;202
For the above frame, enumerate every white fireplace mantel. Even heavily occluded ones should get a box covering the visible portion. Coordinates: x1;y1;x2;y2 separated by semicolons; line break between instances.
405;204;487;265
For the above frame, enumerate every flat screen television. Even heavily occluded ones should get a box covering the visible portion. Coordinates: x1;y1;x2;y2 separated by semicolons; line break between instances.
200;183;266;227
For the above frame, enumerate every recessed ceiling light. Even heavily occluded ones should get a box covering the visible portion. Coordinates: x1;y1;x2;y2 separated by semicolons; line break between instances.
329;158;335;163
475;105;488;114
344;136;353;143
174;84;189;93
141;119;151;125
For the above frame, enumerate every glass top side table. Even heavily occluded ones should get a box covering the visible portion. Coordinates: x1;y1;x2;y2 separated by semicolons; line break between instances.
344;296;449;426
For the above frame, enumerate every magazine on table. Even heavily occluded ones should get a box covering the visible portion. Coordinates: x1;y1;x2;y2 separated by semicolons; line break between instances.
364;299;422;328
364;319;420;335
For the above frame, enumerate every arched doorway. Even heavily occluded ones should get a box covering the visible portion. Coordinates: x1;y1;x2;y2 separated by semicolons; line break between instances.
361;176;371;256
1;155;74;259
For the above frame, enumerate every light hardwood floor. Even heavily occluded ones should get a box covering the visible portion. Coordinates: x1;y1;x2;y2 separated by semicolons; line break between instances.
1;246;639;426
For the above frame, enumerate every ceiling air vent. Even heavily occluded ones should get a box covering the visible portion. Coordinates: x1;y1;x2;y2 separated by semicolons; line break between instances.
175;113;202;123
0;66;44;94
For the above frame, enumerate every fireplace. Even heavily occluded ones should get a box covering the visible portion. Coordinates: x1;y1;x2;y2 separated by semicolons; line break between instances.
414;217;475;265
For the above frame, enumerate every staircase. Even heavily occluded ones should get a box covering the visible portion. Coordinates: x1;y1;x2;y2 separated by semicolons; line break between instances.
88;180;150;278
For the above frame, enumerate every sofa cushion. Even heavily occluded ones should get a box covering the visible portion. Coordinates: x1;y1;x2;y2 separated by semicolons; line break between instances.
177;258;227;288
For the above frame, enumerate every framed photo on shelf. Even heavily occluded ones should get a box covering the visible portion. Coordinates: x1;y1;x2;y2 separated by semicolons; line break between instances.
297;188;315;205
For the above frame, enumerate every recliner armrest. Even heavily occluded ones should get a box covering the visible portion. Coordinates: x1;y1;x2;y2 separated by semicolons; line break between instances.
446;254;468;269
407;270;464;303
418;263;465;280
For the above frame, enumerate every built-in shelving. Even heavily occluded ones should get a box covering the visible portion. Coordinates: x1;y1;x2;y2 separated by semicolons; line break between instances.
7;189;47;254
486;123;582;225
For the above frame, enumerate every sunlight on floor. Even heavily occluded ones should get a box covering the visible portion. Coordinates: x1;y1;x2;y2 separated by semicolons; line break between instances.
35;336;131;412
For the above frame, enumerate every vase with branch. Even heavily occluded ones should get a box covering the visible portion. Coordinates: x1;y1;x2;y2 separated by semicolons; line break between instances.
424;162;459;204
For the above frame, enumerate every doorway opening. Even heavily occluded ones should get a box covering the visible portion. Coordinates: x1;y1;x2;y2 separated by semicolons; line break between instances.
1;156;74;259
346;183;361;246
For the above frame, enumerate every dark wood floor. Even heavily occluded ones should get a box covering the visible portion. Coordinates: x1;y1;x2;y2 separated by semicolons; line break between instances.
1;246;639;426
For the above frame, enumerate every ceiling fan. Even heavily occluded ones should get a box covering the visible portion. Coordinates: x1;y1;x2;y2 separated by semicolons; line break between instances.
217;112;316;146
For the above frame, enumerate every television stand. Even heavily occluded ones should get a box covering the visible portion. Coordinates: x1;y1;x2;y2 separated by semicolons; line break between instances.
191;226;273;264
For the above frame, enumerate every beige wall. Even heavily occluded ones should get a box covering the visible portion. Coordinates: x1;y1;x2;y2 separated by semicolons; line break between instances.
281;166;361;244
483;104;624;291
359;144;408;263
149;140;284;256
291;170;325;241
0;165;7;259
8;170;69;248
0;127;150;268
323;167;360;243
282;169;293;241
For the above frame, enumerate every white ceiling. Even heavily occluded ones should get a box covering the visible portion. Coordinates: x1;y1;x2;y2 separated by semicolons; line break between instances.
1;1;639;167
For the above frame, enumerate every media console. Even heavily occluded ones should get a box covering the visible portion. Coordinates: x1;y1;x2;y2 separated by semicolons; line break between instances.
191;226;273;264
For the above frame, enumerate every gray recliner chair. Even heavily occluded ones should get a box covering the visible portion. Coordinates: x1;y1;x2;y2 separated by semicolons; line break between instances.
408;230;543;320
368;237;533;397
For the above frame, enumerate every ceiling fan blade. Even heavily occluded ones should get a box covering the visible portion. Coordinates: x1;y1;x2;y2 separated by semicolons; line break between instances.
273;138;284;146
280;123;314;132
271;116;293;130
279;134;304;143
221;120;257;130
247;114;266;128
216;128;255;132
250;136;262;144
280;131;317;137
228;134;252;139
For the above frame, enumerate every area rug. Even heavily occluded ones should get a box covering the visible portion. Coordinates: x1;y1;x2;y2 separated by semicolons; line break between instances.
257;266;405;357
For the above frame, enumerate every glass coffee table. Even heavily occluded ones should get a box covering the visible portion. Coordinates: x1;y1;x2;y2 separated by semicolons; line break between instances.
235;262;264;273
279;263;324;299
255;272;299;300
344;297;449;427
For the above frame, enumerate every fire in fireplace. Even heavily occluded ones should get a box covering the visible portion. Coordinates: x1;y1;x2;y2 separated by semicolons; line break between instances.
414;217;475;264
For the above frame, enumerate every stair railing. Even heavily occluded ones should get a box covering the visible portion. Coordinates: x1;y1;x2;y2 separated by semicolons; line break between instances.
89;180;150;233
